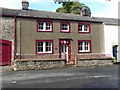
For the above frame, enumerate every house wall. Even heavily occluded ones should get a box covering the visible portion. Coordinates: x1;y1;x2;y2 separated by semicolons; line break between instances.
118;1;120;62
104;24;119;57
16;18;104;58
0;17;15;62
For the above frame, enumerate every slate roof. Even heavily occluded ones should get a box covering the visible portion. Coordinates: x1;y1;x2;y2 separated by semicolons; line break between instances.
93;17;119;25
0;7;119;25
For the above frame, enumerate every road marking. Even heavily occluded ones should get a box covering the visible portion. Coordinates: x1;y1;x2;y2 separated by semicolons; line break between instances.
64;74;74;76
11;81;16;84
93;75;111;78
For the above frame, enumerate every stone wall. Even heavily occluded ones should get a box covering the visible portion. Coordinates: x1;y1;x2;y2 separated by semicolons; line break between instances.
0;17;15;62
13;59;66;71
77;59;113;67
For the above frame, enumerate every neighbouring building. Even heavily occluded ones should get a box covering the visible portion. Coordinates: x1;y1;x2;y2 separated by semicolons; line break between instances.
94;18;119;61
103;18;119;61
0;0;119;66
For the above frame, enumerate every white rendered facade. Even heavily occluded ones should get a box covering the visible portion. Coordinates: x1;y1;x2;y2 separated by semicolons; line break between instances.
104;24;119;61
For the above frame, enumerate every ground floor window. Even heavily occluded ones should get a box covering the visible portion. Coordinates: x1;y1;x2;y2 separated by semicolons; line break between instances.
36;40;53;54
78;40;91;53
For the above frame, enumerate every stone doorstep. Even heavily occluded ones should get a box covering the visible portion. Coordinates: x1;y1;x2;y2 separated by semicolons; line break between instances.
67;61;75;66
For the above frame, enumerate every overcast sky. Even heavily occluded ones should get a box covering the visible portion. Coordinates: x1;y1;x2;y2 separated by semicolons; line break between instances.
0;0;119;18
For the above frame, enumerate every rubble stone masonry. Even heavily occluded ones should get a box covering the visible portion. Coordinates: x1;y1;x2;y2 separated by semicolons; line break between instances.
0;17;15;62
77;59;113;66
14;59;66;71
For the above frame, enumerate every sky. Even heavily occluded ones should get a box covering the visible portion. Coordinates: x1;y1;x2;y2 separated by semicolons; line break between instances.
0;0;119;18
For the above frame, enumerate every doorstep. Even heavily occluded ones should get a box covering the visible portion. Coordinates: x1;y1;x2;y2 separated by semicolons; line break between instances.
67;60;75;66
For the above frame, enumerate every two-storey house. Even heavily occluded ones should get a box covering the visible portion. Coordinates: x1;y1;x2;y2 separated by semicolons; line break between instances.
0;1;107;65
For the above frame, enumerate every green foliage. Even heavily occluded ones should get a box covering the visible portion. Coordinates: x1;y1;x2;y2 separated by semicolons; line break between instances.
112;57;116;60
55;2;91;16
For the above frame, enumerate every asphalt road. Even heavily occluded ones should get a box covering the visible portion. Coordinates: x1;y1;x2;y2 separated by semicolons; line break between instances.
1;65;119;88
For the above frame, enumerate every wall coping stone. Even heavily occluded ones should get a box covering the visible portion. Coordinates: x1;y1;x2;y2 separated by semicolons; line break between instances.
79;57;113;60
15;58;66;62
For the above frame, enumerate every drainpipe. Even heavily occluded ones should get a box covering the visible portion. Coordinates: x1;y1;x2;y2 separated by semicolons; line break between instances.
20;18;22;59
14;16;17;60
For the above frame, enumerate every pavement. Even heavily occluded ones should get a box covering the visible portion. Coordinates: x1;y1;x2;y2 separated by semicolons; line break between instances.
1;64;120;88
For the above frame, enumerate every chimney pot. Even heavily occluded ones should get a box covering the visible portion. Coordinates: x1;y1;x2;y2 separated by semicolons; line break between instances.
22;0;29;10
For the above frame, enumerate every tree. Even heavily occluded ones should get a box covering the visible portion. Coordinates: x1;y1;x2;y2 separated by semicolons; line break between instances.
55;2;91;17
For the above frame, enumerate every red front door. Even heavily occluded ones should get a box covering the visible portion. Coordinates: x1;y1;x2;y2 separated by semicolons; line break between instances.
0;39;11;65
59;40;71;61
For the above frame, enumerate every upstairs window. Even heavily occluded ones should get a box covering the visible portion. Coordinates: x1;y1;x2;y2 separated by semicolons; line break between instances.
78;40;91;53
78;23;90;33
60;22;70;33
37;21;53;32
36;40;53;54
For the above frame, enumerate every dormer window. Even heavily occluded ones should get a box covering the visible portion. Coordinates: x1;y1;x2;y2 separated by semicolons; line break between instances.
78;23;90;33
37;21;53;32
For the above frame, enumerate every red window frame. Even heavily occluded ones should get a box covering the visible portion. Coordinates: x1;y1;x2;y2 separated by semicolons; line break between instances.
78;23;90;33
36;40;54;55
37;20;53;32
60;21;70;33
78;40;91;53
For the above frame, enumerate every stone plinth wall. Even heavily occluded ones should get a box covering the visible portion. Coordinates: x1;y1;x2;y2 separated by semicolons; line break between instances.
77;59;113;67
14;59;66;71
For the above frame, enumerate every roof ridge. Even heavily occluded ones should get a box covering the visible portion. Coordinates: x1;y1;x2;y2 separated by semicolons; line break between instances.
1;7;118;25
0;7;90;18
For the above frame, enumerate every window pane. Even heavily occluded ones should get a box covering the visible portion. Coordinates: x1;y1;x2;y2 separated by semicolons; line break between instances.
62;23;68;31
46;22;50;26
46;22;51;30
84;25;88;31
65;45;67;52
79;25;82;31
38;22;44;30
37;42;44;53
38;42;43;46
46;42;51;46
45;42;52;52
46;27;50;30
46;47;51;52
84;42;88;50
79;42;83;50
38;47;43;52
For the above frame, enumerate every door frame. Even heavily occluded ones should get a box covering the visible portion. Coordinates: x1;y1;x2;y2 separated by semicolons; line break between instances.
113;45;118;60
59;39;71;61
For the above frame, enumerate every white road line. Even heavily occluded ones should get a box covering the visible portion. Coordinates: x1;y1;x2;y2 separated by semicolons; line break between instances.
93;75;111;78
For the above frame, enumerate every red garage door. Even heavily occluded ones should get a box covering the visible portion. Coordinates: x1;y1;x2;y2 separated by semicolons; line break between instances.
0;39;11;65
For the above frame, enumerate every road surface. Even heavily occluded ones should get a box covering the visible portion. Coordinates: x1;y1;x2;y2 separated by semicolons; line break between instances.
1;65;119;88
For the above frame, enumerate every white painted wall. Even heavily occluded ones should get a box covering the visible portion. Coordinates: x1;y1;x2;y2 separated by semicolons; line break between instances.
104;24;118;57
118;25;120;62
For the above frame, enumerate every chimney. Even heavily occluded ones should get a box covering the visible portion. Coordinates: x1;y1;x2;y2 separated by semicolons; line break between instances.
81;7;88;16
22;0;29;10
